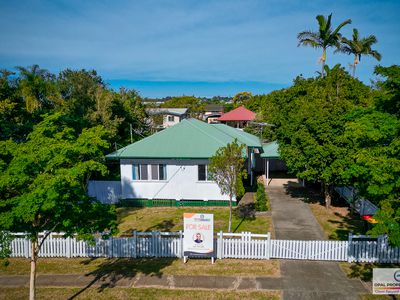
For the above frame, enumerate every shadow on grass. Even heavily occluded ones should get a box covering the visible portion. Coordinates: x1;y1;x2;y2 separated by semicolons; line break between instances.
69;257;175;299
232;201;256;233
346;262;400;282
145;219;176;232
327;212;366;239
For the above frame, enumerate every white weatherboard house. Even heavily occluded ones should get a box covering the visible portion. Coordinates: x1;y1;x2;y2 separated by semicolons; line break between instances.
103;118;263;203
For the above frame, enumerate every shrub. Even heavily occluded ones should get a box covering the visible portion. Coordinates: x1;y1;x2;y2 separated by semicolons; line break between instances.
255;182;268;211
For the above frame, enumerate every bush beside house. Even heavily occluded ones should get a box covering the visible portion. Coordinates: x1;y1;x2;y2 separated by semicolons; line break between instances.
255;182;268;211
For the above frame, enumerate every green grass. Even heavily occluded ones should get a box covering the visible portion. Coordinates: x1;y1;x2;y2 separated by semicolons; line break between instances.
0;287;281;300
117;207;271;236
0;257;280;277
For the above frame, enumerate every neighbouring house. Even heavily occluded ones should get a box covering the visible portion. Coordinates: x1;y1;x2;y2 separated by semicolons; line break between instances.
218;106;256;128
146;108;188;130
92;118;264;204
203;104;224;124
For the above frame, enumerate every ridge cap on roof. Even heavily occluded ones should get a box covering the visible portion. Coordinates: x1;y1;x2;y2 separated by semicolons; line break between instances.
107;120;189;158
185;118;229;147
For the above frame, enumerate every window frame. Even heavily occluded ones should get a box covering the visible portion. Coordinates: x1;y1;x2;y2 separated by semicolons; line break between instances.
132;164;167;181
198;164;212;182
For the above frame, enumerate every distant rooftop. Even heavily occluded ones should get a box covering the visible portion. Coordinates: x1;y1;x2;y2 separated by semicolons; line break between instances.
146;108;188;116
218;106;256;121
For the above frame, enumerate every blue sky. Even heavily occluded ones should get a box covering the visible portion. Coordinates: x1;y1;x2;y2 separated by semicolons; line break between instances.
0;0;399;98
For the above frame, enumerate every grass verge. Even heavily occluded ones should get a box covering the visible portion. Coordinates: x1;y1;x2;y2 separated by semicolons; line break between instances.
0;287;281;300
0;257;280;277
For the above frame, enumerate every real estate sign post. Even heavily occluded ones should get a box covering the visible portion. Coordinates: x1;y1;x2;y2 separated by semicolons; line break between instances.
183;213;214;262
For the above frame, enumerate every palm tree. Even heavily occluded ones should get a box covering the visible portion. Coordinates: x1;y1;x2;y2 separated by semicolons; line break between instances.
16;65;56;112
337;28;381;77
298;14;351;78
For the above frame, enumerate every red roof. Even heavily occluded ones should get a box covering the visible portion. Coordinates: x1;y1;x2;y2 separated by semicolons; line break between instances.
218;106;256;121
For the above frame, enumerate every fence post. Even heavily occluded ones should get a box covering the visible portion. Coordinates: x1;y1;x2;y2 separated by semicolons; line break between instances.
66;237;71;258
25;238;30;258
347;232;353;262
218;231;223;259
108;236;113;258
266;232;271;259
179;230;183;258
133;231;137;258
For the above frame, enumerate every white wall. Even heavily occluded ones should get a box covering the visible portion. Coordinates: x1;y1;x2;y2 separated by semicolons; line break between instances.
120;159;231;201
163;115;180;128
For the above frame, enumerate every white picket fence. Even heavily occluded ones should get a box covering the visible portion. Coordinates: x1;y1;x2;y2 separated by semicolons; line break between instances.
7;232;400;263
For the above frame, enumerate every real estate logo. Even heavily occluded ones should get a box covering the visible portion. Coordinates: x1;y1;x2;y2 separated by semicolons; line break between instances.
373;268;400;294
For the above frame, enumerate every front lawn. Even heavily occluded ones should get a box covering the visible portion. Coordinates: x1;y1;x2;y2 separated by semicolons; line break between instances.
117;207;271;235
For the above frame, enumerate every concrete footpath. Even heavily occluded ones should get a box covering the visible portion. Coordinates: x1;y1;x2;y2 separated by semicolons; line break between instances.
267;179;368;300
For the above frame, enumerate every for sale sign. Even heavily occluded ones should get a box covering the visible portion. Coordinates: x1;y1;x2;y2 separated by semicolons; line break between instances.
183;213;214;257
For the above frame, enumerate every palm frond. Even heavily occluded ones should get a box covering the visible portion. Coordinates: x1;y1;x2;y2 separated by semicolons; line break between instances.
316;15;327;30
332;19;352;36
369;50;382;61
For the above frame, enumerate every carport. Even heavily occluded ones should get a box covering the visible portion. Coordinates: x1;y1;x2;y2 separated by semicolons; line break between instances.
261;141;285;185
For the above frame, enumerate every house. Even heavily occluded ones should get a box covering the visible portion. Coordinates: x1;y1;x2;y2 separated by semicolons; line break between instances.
105;118;263;203
218;106;256;128
203;104;224;124
146;108;188;130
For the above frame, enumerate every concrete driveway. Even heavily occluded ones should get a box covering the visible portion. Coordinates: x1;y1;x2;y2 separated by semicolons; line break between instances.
266;179;367;300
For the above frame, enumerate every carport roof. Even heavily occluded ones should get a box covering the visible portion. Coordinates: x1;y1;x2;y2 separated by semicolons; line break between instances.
261;141;280;158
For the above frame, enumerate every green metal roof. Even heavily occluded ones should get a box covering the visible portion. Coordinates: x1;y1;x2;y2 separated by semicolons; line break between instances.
211;124;262;148
107;119;262;160
261;141;280;158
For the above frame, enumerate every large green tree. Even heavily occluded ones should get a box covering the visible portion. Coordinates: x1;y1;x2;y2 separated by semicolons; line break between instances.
341;66;400;246
338;28;381;77
270;67;372;208
374;65;400;118
0;113;117;300
298;14;351;77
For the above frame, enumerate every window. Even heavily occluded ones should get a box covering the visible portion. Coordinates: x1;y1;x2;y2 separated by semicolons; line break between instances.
151;164;167;180
159;164;167;180
132;164;148;180
198;165;212;181
168;115;174;122
198;165;206;181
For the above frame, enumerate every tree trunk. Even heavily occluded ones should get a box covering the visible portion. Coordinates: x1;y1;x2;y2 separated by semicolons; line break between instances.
228;194;233;233
321;48;326;78
324;183;332;209
29;239;38;300
352;55;358;78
